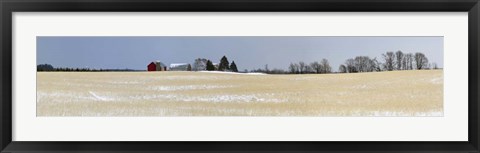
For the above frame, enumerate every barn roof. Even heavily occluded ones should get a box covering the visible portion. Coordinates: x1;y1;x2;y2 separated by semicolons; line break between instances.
154;61;167;67
170;63;190;68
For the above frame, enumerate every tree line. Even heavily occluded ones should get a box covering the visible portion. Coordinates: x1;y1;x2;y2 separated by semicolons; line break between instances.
249;59;332;74
37;64;139;72
338;51;435;73
250;50;438;74
287;59;333;74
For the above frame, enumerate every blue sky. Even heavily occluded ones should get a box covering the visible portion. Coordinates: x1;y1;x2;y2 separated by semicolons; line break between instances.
37;36;443;71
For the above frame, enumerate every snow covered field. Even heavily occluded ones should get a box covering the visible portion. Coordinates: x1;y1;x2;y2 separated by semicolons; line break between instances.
37;70;443;116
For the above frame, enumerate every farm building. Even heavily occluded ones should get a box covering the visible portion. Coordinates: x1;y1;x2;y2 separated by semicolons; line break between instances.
155;61;167;71
169;63;192;71
147;61;167;71
147;62;156;71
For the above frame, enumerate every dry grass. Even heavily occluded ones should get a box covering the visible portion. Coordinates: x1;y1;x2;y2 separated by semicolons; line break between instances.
37;70;443;116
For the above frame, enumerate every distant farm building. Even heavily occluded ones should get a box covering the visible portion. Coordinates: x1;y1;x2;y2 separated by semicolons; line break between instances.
147;61;167;71
169;63;192;71
147;62;156;71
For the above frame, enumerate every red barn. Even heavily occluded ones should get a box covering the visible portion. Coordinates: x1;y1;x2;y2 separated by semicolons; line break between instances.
147;62;156;71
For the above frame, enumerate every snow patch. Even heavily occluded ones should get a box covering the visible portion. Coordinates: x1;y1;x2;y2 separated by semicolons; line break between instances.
161;75;232;80
148;85;234;91
108;81;145;85
129;93;286;103
291;77;316;81
351;84;369;89
198;71;267;75
88;91;115;101
370;111;443;116
184;95;267;103
430;77;443;84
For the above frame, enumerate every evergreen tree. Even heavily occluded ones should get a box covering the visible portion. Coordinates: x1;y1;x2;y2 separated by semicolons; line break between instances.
218;55;230;71
230;61;238;72
206;60;215;71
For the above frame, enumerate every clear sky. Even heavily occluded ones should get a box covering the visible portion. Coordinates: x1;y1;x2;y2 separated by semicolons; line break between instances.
37;36;443;71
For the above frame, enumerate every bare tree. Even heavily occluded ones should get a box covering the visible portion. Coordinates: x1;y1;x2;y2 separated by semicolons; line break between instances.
345;58;356;73
370;57;382;71
288;63;301;74
382;51;396;71
289;63;297;74
193;58;208;71
310;61;322;73
320;58;332;73
414;52;429;70
305;65;313;73
299;61;306;74
404;53;414;70
395;50;404;70
366;57;377;72
354;56;368;72
294;63;300;74
338;64;347;73
351;56;378;72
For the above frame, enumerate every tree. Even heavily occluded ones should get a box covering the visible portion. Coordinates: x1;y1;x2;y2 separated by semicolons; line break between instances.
187;64;192;71
310;61;322;73
289;63;297;74
382;51;396;71
320;58;332;73
299;61;306;74
353;56;377;72
414;52;429;70
305;65;313;73
404;53;414;70
395;50;404;70
432;63;438;69
345;58;356;73
218;56;230;71
37;64;54;71
206;60;215;71
193;58;208;71
372;57;382;71
354;56;368;72
230;61;238;72
294;63;300;74
338;64;347;73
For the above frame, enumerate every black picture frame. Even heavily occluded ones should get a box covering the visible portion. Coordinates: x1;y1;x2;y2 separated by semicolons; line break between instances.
1;0;479;152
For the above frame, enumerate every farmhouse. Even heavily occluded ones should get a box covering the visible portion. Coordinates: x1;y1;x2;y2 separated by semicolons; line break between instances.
169;63;192;71
147;61;167;71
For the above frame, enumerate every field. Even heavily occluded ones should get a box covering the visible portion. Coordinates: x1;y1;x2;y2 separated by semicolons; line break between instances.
37;70;443;116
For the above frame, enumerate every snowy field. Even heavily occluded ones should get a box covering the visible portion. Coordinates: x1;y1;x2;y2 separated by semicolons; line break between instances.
37;70;443;116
